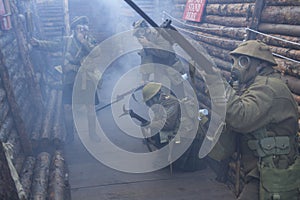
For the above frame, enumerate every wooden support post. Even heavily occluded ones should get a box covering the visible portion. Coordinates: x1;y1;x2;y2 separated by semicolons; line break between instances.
0;51;32;155
246;0;266;40
10;0;44;112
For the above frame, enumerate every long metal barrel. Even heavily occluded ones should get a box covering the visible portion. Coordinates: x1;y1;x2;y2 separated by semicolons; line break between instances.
124;0;216;75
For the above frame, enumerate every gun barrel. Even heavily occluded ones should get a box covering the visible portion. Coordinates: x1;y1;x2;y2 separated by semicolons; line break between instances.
124;0;158;28
124;0;215;75
129;110;149;125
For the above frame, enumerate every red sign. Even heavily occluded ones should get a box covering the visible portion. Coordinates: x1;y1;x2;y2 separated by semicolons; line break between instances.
182;0;207;22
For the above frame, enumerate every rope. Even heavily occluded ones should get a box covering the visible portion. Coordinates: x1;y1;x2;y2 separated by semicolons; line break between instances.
272;53;300;64
174;25;238;43
162;11;300;64
246;28;300;47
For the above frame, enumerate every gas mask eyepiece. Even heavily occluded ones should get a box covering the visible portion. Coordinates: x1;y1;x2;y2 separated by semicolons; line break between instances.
238;55;251;69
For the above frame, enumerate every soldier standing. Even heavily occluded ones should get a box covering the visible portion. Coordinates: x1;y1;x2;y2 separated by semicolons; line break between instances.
207;40;300;199
31;16;98;142
132;20;188;99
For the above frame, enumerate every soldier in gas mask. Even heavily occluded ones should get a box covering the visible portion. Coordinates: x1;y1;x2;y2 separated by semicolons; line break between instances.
141;82;206;172
207;40;299;199
31;16;100;142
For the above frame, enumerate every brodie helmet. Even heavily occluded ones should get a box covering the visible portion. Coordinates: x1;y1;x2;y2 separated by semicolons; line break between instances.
230;40;277;66
132;19;149;37
142;82;162;102
71;16;89;30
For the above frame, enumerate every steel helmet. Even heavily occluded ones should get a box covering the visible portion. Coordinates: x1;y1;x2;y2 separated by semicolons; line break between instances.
142;82;162;102
230;40;277;66
71;16;89;30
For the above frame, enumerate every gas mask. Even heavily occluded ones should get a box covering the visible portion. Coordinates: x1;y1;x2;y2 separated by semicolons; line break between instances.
145;91;161;107
231;55;253;84
75;24;89;38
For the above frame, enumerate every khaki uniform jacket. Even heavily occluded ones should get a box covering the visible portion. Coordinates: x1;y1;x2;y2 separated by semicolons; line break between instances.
35;35;95;85
224;69;298;176
145;94;180;136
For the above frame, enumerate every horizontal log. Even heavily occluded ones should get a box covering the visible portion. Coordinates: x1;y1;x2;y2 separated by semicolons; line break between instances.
20;156;36;199
178;22;247;40
270;46;300;63
198;41;232;62
31;152;51;200
52;90;64;146
205;15;251;27
257;34;300;50
206;3;254;17
213;57;232;72
281;75;300;95
266;0;300;6
207;0;255;3
274;58;300;77
259;23;300;37
48;151;66;200
31;113;43;149
185;28;240;50
261;6;300;25
41;90;58;143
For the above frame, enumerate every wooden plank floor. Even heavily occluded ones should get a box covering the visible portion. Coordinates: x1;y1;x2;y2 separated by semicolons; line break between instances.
64;110;236;200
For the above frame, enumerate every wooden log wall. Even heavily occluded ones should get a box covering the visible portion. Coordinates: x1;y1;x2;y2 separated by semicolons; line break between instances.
36;89;66;150
0;0;69;199
170;0;300;129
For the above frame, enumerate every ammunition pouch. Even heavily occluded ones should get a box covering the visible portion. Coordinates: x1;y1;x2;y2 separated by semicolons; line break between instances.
259;156;300;200
248;136;291;158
